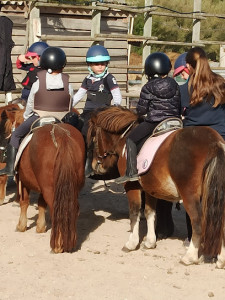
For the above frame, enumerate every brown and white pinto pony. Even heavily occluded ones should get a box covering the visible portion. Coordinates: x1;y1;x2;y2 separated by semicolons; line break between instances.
0;105;85;253
87;106;225;268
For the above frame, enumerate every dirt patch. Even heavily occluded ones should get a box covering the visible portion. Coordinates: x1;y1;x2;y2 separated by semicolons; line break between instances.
0;178;224;300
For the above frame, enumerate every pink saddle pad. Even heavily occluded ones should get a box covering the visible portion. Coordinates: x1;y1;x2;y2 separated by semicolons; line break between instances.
137;131;175;175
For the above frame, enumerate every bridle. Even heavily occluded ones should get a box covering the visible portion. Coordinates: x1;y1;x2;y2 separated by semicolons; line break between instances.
94;121;136;165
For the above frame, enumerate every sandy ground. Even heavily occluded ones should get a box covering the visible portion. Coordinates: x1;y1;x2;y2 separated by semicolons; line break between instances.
0;177;225;300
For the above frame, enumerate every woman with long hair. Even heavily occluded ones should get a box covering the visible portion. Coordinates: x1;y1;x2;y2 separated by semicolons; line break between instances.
183;47;225;245
183;47;225;138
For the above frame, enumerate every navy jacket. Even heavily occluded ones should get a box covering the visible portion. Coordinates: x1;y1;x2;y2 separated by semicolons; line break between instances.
137;77;181;122
181;81;225;136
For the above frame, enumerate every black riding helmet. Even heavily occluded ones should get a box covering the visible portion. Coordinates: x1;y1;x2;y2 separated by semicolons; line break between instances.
144;52;172;78
40;47;66;72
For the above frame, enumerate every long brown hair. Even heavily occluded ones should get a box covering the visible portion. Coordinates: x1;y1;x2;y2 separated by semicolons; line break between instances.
186;47;225;106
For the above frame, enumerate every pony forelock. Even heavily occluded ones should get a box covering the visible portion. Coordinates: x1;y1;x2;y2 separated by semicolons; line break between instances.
93;106;138;133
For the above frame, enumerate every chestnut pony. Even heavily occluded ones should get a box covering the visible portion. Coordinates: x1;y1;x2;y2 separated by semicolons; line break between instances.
87;106;225;268
0;103;24;204
0;105;85;253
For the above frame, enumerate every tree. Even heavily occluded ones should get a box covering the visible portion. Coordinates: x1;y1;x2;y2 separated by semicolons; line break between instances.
129;0;225;60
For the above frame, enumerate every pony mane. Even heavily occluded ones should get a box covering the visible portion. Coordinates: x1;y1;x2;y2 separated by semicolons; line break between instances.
4;108;24;136
91;106;138;133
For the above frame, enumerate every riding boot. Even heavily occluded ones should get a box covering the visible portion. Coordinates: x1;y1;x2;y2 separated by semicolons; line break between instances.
115;138;139;184
0;144;17;176
85;148;94;178
85;138;94;177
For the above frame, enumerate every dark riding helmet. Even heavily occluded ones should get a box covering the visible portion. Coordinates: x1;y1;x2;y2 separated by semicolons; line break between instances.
25;41;49;58
86;45;110;63
40;47;66;71
144;52;172;78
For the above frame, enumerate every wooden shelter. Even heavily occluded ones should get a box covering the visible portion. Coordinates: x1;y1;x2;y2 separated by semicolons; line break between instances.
0;0;129;108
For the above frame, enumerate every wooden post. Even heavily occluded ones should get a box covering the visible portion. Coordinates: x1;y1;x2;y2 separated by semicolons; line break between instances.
220;45;225;67
192;0;202;44
29;6;41;45
128;16;134;64
91;4;101;42
5;92;12;105
142;0;153;85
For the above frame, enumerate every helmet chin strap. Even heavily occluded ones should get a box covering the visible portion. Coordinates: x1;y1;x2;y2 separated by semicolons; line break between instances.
88;65;108;78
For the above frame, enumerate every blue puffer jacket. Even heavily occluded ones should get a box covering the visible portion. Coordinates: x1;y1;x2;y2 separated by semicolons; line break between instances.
136;77;181;122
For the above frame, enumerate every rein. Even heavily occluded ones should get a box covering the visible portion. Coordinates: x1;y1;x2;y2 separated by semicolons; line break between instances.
95;120;136;164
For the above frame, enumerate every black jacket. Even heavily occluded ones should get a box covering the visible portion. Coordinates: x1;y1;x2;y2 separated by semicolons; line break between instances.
0;16;16;91
137;77;181;122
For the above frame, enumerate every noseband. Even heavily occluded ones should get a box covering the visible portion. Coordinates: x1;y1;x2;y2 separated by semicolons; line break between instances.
94;121;136;165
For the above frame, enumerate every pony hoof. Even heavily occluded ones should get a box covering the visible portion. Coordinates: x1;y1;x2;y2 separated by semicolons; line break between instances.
122;245;137;253
16;225;27;232
122;246;131;253
216;260;225;269
143;243;156;250
36;227;46;233
142;240;156;249
180;255;199;266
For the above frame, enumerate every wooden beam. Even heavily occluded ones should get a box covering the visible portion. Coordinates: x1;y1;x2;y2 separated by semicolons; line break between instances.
91;3;101;39
95;34;158;41
41;35;105;42
200;40;225;45
35;2;108;11
146;40;205;47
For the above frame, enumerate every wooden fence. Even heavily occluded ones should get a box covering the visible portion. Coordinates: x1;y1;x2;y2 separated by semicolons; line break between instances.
0;0;224;108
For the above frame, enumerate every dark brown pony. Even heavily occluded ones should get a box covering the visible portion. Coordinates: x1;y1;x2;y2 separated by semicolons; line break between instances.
87;106;225;268
1;106;85;253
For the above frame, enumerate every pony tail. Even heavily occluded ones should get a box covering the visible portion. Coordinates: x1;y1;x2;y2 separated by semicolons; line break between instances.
50;126;85;252
201;142;225;256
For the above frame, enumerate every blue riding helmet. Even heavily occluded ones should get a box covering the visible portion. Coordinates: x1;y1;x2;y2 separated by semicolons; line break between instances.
86;45;110;63
25;41;49;58
173;52;189;77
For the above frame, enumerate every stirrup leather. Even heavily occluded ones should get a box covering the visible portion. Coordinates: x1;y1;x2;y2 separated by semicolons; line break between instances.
152;117;183;137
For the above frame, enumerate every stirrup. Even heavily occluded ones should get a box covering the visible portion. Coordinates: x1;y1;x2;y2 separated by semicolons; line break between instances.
115;174;139;184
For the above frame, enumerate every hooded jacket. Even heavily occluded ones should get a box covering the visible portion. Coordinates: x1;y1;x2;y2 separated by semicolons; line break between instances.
137;77;181;122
